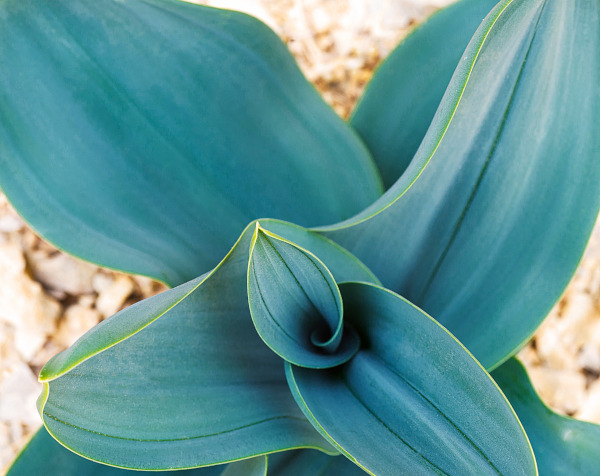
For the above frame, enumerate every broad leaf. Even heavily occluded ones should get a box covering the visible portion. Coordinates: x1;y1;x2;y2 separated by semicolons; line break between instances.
351;0;498;187
248;225;359;369
286;283;536;475
266;450;365;475
493;358;600;475
221;456;267;476
7;427;266;475
323;0;600;369
37;220;376;470
0;0;382;287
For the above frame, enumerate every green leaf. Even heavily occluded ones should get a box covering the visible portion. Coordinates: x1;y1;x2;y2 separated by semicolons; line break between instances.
7;426;266;476
247;225;359;369
221;455;267;476
37;220;375;470
323;0;600;369
286;282;537;476
493;358;600;475
351;0;498;188
37;223;332;470
267;450;365;475
254;221;380;287
0;0;383;287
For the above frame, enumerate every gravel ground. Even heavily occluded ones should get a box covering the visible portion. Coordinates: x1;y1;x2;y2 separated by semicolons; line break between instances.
2;0;599;472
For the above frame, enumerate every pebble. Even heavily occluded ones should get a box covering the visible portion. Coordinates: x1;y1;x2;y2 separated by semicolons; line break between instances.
578;379;600;423
0;242;60;361
134;275;168;298
54;304;101;348
27;252;98;296
527;367;587;416
0;214;23;233
92;271;114;294
579;341;600;376
0;361;41;427
96;275;135;318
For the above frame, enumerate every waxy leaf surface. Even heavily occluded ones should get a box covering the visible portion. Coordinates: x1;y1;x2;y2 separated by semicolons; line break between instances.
267;450;365;475
37;220;376;470
325;0;600;369
286;283;536;475
351;0;498;187
248;226;359;369
493;359;600;476
0;0;382;287
7;427;266;476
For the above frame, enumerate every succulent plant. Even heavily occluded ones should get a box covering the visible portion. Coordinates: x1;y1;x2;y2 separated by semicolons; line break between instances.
3;0;600;474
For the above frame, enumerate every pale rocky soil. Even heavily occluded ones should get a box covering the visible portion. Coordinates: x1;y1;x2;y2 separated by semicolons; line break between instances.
2;0;599;472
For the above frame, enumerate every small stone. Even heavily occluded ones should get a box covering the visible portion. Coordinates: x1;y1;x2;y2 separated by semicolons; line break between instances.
92;272;114;294
0;243;60;361
28;252;97;295
0;214;23;233
527;366;587;415
577;378;600;423
8;422;24;447
134;275;168;298
0;422;9;450
561;293;596;349
13;332;47;364
0;361;42;427
533;292;597;371
518;345;541;368
20;230;38;253
54;304;101;348
534;321;577;370
579;343;600;375
96;275;134;318
78;294;96;308
0;423;13;473
0;322;15;363
312;6;333;33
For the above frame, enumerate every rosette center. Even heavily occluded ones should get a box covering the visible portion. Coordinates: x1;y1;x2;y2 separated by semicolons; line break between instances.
247;224;359;369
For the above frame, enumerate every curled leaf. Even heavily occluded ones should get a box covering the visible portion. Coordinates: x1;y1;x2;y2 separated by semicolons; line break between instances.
248;224;359;369
286;283;537;475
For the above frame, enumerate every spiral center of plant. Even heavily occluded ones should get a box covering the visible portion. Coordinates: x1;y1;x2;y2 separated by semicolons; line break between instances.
247;223;360;369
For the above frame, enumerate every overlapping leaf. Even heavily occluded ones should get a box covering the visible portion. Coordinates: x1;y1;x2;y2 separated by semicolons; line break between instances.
266;450;364;475
248;225;359;369
7;427;266;476
0;0;383;287
351;0;498;187
493;359;600;475
286;282;536;475
324;0;600;369
37;220;376;470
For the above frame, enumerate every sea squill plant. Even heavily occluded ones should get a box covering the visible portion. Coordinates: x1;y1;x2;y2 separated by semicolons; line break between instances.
2;0;600;474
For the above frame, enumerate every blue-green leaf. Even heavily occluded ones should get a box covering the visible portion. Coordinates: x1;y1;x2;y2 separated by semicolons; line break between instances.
351;0;498;187
493;358;600;475
221;455;267;476
286;282;537;475
248;225;359;369
0;0;382;287
7;427;265;476
254;221;380;287
37;223;333;470
267;450;365;475
323;0;600;369
37;220;374;470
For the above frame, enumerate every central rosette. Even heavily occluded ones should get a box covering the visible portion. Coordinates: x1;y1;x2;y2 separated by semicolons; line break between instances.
247;223;360;369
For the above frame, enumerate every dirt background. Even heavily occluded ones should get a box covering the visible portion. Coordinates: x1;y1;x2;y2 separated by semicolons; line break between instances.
2;0;600;472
